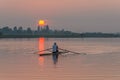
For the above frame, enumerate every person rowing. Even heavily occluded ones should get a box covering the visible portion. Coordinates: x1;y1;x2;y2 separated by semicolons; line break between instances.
52;42;59;64
52;42;59;54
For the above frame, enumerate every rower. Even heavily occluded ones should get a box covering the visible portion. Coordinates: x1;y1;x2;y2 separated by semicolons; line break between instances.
52;42;59;54
52;42;59;64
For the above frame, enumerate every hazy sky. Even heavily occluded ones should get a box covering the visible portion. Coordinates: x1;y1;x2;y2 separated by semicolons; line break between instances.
0;0;120;32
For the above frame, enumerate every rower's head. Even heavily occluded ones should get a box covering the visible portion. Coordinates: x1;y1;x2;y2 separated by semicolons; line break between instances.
54;42;57;45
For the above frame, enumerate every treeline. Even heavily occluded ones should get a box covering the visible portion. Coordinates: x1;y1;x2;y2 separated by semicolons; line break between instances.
0;26;120;38
0;26;33;35
80;32;120;38
0;26;74;36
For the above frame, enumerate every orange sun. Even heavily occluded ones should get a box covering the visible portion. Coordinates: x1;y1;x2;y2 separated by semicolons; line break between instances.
39;20;45;26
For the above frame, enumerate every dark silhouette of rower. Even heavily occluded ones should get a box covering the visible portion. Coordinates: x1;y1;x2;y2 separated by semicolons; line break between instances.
52;42;59;64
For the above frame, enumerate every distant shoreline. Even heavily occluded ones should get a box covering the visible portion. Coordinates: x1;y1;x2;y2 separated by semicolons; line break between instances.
0;35;120;38
0;26;120;38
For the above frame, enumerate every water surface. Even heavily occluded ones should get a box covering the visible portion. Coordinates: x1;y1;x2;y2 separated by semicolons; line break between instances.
0;38;120;80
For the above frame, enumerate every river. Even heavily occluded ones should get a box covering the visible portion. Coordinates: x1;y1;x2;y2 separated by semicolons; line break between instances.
0;38;120;80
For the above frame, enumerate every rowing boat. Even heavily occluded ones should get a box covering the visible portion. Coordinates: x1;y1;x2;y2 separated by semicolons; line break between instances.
39;52;68;56
36;48;87;56
39;52;86;56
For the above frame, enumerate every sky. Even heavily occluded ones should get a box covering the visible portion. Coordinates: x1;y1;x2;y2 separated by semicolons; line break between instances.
0;0;120;33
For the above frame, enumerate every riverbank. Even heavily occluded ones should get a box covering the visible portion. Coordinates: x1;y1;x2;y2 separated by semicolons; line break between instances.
0;34;120;38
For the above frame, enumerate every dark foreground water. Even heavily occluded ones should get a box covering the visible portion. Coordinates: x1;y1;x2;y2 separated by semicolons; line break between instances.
0;38;120;80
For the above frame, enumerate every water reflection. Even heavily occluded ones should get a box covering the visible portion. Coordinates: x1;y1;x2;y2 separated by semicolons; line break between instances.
38;37;59;65
52;53;59;64
38;37;45;66
52;42;59;65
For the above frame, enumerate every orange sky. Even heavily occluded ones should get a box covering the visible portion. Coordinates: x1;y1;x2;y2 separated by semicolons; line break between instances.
0;0;120;32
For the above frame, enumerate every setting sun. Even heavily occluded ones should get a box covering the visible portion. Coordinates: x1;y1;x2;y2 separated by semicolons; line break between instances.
39;20;45;26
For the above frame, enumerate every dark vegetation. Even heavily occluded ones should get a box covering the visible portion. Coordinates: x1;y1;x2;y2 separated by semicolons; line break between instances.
0;26;120;38
0;32;2;36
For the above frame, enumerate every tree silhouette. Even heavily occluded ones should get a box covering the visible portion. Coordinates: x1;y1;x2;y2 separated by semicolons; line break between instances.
45;25;49;32
0;32;2;35
13;26;18;34
17;26;23;34
27;27;32;34
1;26;12;35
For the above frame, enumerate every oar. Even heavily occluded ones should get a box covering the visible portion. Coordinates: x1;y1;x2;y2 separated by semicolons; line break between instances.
58;48;87;55
33;48;86;55
33;48;52;54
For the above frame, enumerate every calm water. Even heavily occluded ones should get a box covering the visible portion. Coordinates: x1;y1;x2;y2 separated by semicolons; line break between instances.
0;38;120;80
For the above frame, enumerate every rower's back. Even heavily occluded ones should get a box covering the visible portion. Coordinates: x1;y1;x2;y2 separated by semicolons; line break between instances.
52;42;58;53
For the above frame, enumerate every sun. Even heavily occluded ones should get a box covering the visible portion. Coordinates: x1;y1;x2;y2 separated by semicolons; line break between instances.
39;20;45;26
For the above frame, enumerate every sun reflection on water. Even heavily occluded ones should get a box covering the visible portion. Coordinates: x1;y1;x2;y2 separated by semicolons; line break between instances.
38;37;45;66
